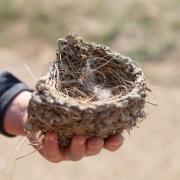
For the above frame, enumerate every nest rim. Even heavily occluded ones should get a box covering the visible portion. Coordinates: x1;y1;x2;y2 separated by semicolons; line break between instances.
34;34;147;110
36;65;145;111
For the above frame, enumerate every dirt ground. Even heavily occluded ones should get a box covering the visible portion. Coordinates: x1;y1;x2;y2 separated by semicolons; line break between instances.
0;47;180;180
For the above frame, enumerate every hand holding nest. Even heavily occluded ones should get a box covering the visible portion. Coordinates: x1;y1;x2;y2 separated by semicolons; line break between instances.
4;91;124;163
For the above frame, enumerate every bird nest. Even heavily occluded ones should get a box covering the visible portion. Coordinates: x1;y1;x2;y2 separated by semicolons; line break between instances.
26;34;147;147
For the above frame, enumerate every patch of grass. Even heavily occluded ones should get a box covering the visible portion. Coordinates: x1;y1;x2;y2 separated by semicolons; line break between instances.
25;3;70;43
0;0;20;28
0;0;179;64
31;9;50;23
97;16;122;44
171;20;180;31
124;0;157;29
137;13;156;28
127;37;176;62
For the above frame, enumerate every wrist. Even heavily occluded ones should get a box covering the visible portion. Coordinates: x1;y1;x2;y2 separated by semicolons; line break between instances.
4;91;32;136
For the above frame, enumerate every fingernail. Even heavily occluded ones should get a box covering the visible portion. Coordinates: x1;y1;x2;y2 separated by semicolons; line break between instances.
111;141;121;146
111;137;124;146
78;138;86;145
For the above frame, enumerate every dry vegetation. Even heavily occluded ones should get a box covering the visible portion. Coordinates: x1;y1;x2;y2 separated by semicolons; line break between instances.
0;0;180;62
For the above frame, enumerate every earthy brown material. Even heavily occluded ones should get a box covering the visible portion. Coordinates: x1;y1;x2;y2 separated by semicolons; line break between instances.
26;34;147;147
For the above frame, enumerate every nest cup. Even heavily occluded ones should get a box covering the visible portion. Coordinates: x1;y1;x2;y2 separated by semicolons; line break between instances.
26;34;147;147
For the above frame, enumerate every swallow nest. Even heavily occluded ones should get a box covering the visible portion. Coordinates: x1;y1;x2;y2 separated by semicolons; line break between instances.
26;34;147;147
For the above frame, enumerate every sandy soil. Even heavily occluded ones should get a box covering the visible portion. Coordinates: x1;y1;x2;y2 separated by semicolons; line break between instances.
0;48;180;180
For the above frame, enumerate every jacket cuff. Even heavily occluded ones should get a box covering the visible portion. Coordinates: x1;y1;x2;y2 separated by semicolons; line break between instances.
0;71;31;137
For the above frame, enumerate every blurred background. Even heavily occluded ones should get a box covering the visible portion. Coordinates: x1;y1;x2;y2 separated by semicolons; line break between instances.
0;0;180;180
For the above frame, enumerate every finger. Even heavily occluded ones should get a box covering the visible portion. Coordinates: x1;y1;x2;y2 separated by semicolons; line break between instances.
39;133;64;163
63;135;86;161
85;137;104;156
104;133;124;152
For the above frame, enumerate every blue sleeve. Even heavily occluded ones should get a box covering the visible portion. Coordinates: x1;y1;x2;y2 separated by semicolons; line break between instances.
0;71;31;137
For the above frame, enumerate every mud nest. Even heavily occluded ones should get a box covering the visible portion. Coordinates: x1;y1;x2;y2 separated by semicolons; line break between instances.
26;34;147;147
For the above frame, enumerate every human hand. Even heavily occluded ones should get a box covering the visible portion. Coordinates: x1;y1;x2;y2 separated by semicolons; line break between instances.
4;91;124;163
29;132;124;163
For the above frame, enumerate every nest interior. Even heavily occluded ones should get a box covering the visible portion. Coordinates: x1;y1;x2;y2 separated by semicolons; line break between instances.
26;34;147;147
